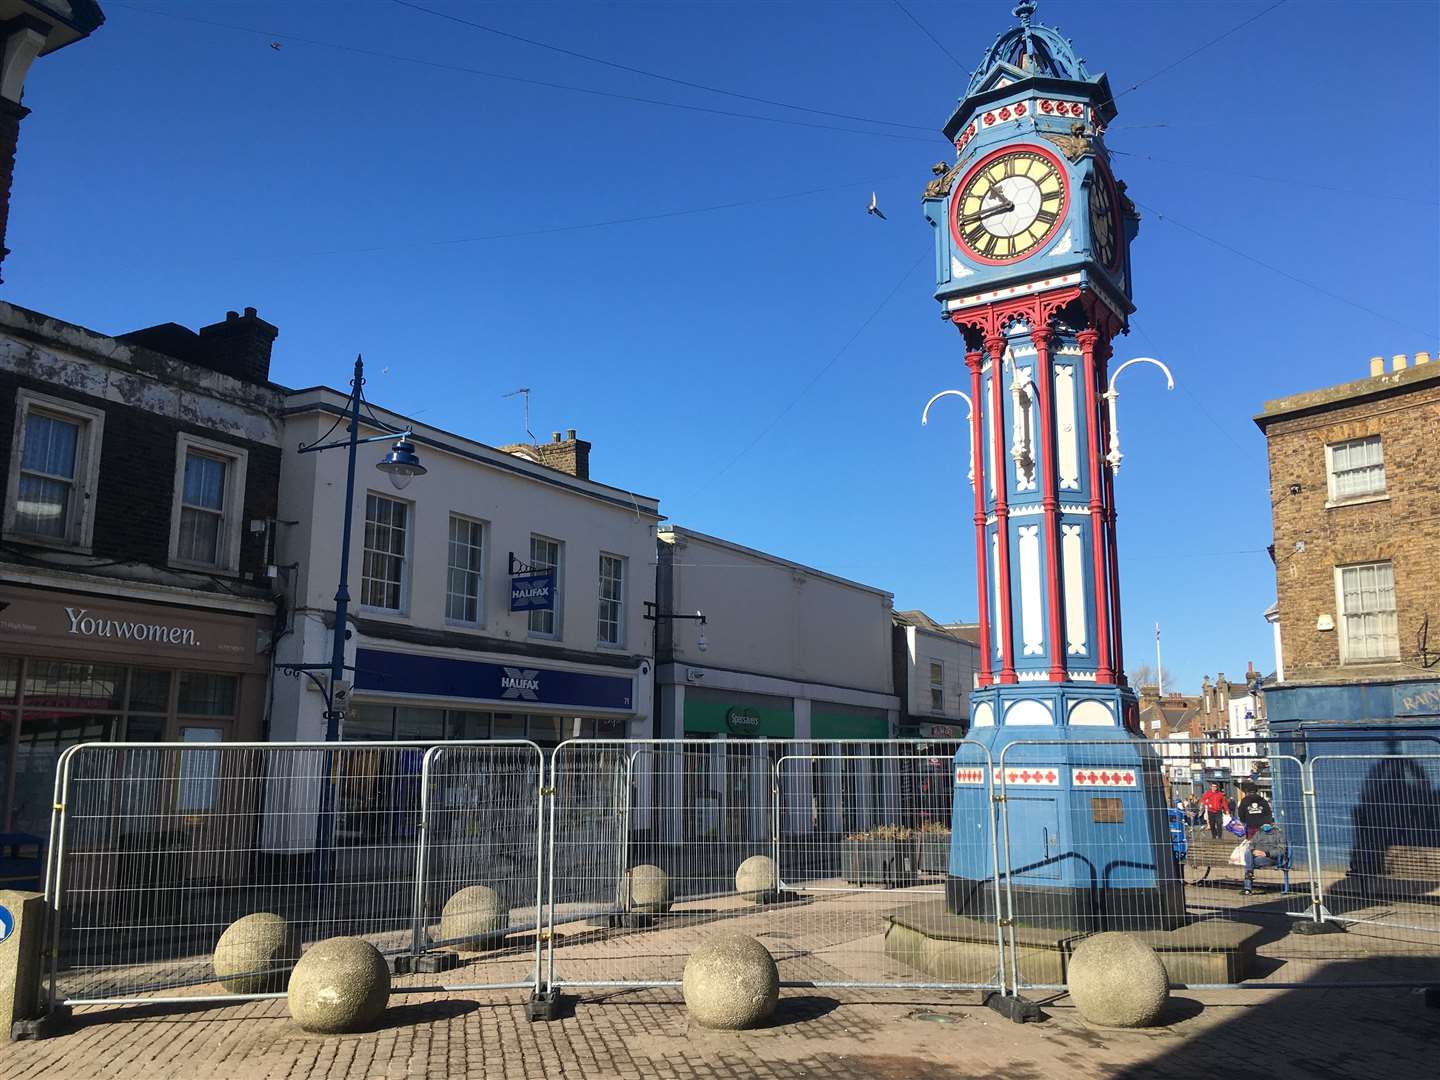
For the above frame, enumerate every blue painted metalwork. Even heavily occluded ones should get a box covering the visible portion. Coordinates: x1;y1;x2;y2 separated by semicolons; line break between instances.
966;2;1092;98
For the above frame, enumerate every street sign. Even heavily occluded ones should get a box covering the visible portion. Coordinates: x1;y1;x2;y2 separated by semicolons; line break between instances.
0;903;13;944
510;571;555;612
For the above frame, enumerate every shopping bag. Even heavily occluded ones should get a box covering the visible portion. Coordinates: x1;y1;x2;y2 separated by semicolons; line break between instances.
1225;818;1248;839
1227;840;1251;867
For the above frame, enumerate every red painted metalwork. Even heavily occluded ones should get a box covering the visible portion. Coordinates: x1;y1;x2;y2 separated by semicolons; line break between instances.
1031;325;1067;681
965;349;994;686
984;331;1018;684
1078;328;1114;684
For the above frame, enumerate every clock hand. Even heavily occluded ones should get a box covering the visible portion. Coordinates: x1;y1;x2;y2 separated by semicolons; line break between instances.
958;199;1015;225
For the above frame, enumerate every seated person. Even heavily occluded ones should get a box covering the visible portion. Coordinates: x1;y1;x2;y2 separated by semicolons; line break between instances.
1243;821;1288;894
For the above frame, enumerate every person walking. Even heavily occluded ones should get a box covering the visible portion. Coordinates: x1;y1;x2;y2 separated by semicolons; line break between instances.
1200;781;1230;840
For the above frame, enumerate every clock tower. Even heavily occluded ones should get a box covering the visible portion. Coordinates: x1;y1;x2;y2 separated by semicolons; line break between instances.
924;3;1184;929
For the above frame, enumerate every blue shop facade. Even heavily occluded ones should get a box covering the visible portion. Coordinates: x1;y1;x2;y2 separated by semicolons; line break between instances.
345;640;652;748
1264;677;1440;875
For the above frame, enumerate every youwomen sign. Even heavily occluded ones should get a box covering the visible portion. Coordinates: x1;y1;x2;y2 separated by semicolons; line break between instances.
510;571;556;612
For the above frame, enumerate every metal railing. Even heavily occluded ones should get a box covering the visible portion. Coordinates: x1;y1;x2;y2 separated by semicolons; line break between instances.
36;734;1440;1015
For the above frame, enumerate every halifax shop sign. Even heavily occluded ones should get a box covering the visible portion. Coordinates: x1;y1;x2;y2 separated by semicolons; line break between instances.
510;571;556;612
355;648;633;710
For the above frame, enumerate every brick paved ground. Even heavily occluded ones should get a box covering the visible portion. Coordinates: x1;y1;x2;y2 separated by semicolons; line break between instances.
13;881;1438;1079
4;984;1436;1080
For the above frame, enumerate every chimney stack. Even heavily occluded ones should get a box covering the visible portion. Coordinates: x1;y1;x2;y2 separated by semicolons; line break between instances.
1392;354;1408;372
1416;352;1431;366
499;429;592;481
198;307;279;384
1369;356;1385;377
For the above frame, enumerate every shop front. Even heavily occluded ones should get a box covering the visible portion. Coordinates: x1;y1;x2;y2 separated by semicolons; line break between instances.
0;582;271;839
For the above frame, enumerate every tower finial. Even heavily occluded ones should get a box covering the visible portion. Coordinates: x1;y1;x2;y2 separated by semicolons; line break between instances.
1013;1;1037;27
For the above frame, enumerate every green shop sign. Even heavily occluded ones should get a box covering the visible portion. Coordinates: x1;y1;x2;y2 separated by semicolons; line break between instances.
726;709;762;735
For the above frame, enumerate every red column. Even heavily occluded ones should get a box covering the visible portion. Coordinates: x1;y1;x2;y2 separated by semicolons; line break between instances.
1097;341;1126;682
965;349;993;686
1079;329;1114;684
1031;326;1067;682
986;333;1018;684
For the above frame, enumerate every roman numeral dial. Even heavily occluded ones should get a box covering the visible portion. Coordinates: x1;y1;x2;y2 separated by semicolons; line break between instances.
949;146;1069;264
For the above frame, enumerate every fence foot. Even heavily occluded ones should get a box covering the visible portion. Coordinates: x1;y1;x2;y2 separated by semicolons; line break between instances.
12;1006;70;1041
983;992;1043;1024
416;952;460;973
527;987;568;1022
1292;915;1345;936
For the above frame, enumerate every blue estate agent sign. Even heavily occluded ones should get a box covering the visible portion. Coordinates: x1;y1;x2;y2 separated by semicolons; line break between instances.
355;648;633;710
510;571;556;612
0;904;13;944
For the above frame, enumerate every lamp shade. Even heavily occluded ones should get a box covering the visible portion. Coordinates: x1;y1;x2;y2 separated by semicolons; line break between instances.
377;438;426;490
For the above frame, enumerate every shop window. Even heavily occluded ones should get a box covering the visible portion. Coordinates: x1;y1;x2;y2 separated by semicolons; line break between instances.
23;660;125;710
597;553;625;647
446;710;491;740
492;713;528;740
128;669;172;713
0;656;17;701
177;726;223;812
446;515;486;624
395;706;445;742
362;493;410;612
124;715;165;742
4;390;104;549
346;705;395;741
527;535;563;639
177;672;237;717
169;434;248;573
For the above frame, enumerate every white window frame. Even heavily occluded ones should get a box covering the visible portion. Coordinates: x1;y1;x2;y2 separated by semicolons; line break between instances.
1334;561;1400;663
4;389;105;550
928;660;944;712
445;513;487;627
168;433;249;574
597;552;626;648
360;491;412;615
527;533;563;640
1325;435;1387;507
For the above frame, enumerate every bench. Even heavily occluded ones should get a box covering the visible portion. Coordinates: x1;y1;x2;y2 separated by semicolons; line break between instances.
1178;833;1290;893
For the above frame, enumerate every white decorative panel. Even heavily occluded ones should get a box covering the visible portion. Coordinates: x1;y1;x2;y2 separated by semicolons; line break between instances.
1018;525;1043;656
992;534;1002;658
1062;524;1087;656
1004;699;1054;725
1055;363;1079;490
1014;368;1038;492
972;702;995;728
985;376;996;498
1069;701;1116;726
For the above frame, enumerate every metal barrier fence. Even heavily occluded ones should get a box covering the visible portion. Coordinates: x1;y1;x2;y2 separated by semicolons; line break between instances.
44;741;544;1007
541;739;1005;997
36;734;1440;1018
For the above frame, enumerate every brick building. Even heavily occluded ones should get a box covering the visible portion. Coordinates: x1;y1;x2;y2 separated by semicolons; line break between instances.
1254;352;1440;730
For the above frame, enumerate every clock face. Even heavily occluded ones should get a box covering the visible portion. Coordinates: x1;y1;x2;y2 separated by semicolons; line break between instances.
949;145;1069;265
1088;163;1121;270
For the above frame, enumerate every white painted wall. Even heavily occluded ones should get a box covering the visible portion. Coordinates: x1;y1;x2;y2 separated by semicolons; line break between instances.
905;625;976;722
659;528;893;695
278;393;660;659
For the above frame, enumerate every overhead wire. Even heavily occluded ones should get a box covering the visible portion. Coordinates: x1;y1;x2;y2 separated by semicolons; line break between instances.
1110;149;1437;206
704;252;928;487
388;0;934;132
892;1;968;71
111;2;939;145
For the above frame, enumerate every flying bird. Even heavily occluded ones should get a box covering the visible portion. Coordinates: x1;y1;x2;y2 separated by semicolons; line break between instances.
867;191;887;220
269;42;282;50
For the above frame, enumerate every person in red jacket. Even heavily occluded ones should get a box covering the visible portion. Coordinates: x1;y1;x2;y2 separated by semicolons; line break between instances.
1200;782;1231;840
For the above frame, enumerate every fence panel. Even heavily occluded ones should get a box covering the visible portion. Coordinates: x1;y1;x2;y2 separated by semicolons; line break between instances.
46;740;543;1007
997;737;1440;993
542;738;1003;995
1304;753;1440;982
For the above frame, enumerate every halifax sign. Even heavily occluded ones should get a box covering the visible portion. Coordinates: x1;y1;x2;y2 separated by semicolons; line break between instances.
510;571;556;612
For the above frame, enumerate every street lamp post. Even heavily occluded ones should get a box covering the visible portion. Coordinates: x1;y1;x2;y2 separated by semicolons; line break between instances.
287;355;426;739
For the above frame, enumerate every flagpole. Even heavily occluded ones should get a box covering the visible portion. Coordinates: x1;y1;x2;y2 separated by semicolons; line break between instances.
1155;622;1164;695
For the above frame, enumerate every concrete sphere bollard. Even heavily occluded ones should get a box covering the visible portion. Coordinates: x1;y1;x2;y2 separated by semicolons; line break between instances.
624;864;673;914
1067;932;1170;1028
734;855;776;902
213;912;300;994
438;885;510;951
287;937;390;1034
683;934;780;1030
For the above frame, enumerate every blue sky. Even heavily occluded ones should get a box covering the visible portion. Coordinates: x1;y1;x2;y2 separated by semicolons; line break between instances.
7;1;1437;691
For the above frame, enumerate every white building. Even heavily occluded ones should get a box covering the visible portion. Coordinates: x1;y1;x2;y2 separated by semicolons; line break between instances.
271;389;661;752
892;610;979;738
650;526;900;842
